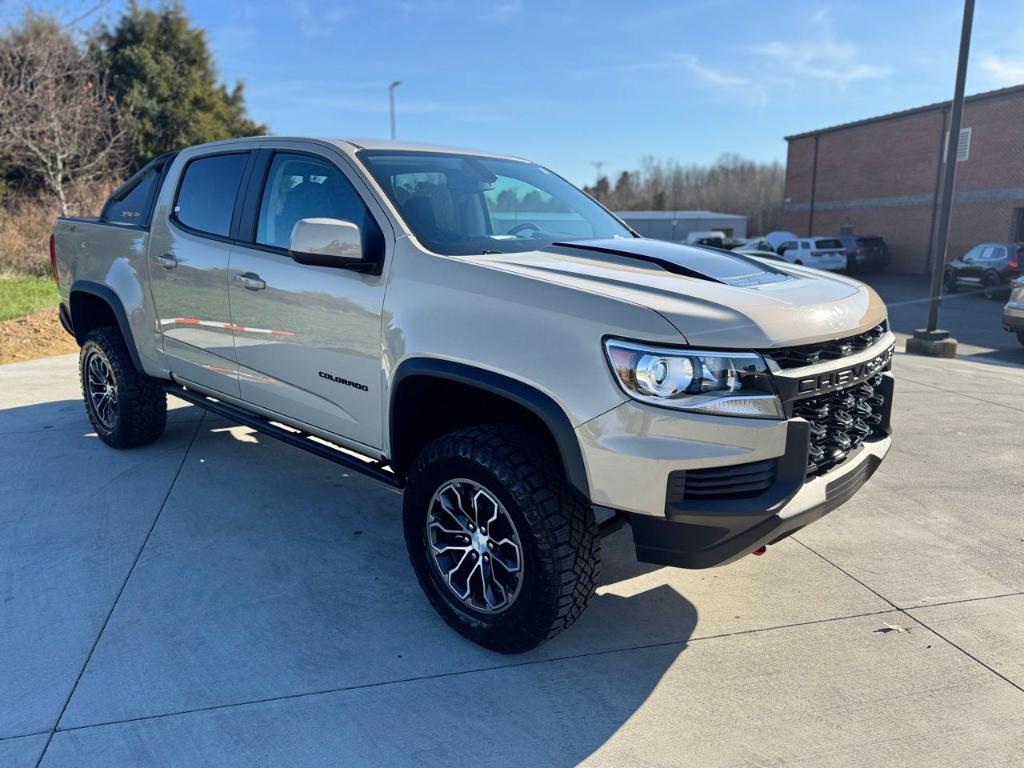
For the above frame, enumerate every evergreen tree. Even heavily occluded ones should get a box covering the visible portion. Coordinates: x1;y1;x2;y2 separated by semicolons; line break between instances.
96;1;266;169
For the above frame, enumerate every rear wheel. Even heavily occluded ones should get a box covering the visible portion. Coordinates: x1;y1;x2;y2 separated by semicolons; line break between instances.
403;424;600;653
80;327;167;448
982;273;1002;300
1017;331;1024;347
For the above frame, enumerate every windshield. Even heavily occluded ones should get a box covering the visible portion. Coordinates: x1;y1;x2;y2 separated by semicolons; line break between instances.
358;150;633;255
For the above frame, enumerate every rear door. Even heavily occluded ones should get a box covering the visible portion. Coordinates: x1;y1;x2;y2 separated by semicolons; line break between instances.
227;144;392;449
148;150;252;397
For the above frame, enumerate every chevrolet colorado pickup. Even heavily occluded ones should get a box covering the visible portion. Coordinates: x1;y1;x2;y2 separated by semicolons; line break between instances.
52;137;895;652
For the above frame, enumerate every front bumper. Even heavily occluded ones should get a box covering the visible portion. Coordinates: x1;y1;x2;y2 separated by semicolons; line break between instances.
630;430;890;568
576;340;894;568
1002;305;1024;332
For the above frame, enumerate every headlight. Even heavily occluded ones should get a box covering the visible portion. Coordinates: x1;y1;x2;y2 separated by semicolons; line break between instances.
604;339;784;419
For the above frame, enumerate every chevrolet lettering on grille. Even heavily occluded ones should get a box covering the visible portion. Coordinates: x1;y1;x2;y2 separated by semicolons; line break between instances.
795;345;894;396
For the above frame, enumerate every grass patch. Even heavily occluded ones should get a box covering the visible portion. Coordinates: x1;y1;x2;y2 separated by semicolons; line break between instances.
0;275;59;321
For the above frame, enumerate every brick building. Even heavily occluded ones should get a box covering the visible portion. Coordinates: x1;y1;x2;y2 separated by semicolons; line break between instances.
782;84;1024;273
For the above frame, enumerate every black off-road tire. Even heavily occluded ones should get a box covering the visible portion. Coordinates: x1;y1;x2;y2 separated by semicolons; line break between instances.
79;326;167;449
403;424;600;653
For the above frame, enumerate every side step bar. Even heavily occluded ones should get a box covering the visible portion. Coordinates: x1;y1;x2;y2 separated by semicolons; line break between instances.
166;385;403;488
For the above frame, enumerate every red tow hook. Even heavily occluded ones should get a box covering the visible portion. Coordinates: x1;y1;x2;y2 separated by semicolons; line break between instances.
751;546;767;557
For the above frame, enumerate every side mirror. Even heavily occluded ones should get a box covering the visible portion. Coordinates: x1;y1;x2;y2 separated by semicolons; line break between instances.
288;218;363;268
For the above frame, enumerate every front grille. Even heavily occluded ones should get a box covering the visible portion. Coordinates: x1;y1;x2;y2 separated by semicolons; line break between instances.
766;322;888;369
679;459;778;500
795;373;887;477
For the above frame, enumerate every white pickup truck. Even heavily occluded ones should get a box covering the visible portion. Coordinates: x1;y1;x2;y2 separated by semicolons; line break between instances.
52;137;895;652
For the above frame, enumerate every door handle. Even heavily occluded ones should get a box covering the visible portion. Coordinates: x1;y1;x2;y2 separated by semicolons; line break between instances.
236;272;266;291
154;253;178;269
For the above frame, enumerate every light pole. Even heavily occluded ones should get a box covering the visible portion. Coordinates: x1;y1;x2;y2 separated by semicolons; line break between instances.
389;80;401;140
908;0;974;358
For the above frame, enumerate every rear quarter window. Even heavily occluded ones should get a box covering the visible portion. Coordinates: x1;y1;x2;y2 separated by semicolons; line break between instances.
102;164;163;226
173;153;249;237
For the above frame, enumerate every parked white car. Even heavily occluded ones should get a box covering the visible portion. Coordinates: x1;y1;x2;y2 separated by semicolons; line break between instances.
776;237;848;272
684;230;726;247
763;231;798;252
1002;275;1024;346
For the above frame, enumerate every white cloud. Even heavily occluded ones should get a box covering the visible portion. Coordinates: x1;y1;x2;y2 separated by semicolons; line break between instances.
286;1;349;39
478;1;524;23
669;54;751;88
577;53;750;90
980;54;1024;88
752;7;888;87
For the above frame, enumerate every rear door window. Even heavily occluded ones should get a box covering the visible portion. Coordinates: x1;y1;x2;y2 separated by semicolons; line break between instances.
173;153;249;237
800;240;812;249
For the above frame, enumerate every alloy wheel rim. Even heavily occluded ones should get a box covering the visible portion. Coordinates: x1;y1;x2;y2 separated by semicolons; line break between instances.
85;351;119;430
426;479;524;614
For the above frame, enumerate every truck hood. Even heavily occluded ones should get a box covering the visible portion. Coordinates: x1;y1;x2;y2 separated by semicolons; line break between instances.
467;238;887;348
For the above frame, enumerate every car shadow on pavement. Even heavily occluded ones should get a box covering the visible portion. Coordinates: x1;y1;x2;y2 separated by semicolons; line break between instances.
1;402;697;766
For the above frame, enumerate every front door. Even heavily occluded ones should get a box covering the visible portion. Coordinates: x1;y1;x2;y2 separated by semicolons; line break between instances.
227;148;390;449
148;151;251;397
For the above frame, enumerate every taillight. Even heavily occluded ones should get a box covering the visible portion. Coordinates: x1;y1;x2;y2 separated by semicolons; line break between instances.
49;234;58;285
1010;257;1019;269
811;251;821;257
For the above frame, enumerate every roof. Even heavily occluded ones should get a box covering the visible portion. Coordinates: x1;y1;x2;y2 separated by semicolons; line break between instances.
785;83;1024;141
614;210;747;220
177;135;526;161
330;137;526;160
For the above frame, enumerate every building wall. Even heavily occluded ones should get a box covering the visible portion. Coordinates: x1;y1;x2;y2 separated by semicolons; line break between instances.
783;87;1024;272
616;214;747;241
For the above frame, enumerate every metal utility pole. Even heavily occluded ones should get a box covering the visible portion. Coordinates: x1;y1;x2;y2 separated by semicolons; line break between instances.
908;0;973;357
389;80;401;140
592;161;604;185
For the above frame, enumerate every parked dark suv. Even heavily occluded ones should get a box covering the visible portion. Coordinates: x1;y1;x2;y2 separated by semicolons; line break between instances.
838;234;889;272
944;243;1024;299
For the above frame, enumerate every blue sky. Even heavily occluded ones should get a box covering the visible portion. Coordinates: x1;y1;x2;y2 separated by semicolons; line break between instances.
8;0;1024;185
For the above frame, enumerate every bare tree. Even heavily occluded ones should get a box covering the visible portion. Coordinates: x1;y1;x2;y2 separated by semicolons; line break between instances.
587;154;786;235
0;14;125;215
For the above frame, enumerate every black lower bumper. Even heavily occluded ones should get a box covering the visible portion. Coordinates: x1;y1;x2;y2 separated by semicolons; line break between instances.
628;371;894;569
629;444;884;568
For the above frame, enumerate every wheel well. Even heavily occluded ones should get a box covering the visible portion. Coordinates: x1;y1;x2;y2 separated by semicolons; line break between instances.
68;285;144;372
69;291;118;345
390;375;566;487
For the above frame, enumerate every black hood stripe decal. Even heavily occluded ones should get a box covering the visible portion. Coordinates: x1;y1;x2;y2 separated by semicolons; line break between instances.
545;239;794;287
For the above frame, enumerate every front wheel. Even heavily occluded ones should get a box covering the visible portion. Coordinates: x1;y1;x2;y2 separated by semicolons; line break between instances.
80;327;167;448
943;270;958;294
403;424;600;653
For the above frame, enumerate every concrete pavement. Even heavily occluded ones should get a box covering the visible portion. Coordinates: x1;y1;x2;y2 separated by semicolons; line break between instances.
1;348;1022;767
